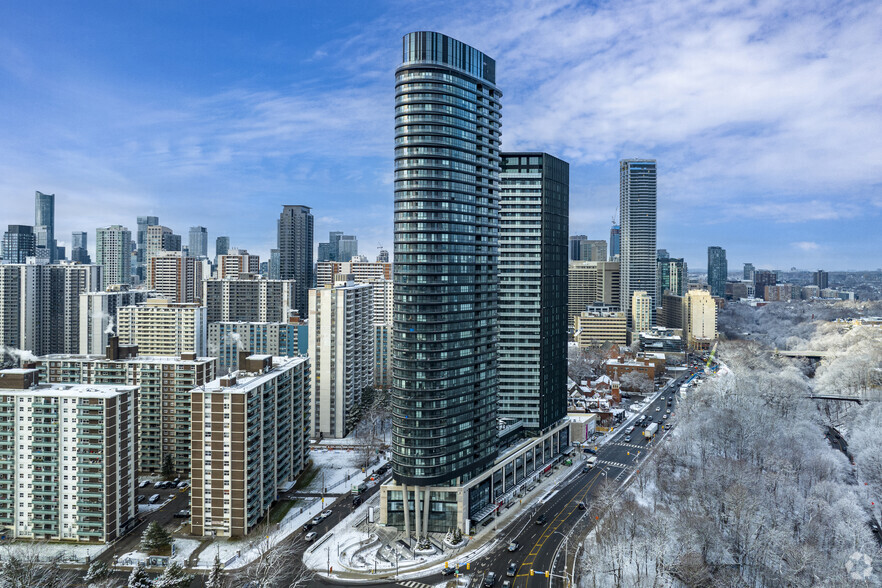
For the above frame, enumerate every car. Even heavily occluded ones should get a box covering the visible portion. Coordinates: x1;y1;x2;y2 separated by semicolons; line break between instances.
536;514;547;525
137;495;145;503
441;567;456;576
502;581;512;588
173;477;180;484
352;496;362;507
162;481;174;489
578;501;586;510
664;424;672;430
507;541;520;552
303;523;314;532
148;494;160;504
663;414;668;420
656;407;661;412
305;531;318;542
178;481;189;489
585;447;597;454
624;435;631;442
154;481;162;489
139;480;149;489
484;572;497;587
311;516;323;525
321;510;332;519
507;562;517;577
871;522;880;534
666;409;671;414
173;509;191;519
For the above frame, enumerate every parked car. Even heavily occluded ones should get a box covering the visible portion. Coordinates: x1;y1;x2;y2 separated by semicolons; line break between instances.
178;481;189;489
536;514;547;525
484;572;497;587
154;481;162;489
507;541;520;552
502;581;512;588
305;532;317;542
173;477;180;484
320;510;332;519
137;495;145;503
139;480;149;489
303;523;314;532
352;496;362;507
507;562;518;577
173;509;191;519
148;494;160;504
311;516;323;525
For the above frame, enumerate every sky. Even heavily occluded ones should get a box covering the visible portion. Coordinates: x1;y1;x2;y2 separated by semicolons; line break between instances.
0;0;880;271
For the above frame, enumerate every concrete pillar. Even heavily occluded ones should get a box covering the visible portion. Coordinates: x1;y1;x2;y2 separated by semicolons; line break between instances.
414;485;421;541
402;484;411;540
422;487;431;537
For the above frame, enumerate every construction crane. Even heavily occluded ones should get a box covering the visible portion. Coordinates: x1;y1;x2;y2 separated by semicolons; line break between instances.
705;342;718;373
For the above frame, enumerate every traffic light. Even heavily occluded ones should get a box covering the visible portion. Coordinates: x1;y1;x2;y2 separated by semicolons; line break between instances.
545;570;550;578
466;563;470;570
445;562;449;568
530;569;534;576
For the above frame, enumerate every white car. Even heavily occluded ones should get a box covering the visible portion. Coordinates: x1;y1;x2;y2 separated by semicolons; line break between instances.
656;407;661;412
321;510;332;519
305;531;317;542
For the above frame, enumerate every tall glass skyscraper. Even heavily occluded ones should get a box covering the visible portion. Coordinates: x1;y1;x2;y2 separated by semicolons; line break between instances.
34;191;56;262
136;216;159;281
707;246;727;297
392;31;502;488
277;205;314;316
620;160;657;329
609;224;621;260
188;226;208;258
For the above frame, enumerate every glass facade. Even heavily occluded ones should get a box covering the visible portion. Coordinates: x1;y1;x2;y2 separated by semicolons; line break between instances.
707;246;727;297
620;160;657;329
392;32;502;486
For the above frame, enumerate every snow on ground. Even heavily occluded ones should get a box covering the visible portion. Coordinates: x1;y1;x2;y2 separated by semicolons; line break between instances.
306;446;380;494
117;538;201;567
0;541;109;563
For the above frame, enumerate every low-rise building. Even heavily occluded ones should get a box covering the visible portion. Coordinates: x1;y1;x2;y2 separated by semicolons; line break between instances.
573;309;627;348
0;369;138;543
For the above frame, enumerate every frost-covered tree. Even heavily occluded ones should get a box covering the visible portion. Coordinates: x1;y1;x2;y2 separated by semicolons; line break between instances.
127;564;153;588
153;562;190;588
618;370;653;394
205;554;226;588
141;521;173;552
83;561;114;587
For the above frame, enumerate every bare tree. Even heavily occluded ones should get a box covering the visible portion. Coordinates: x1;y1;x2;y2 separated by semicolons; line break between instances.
232;520;315;588
0;543;79;588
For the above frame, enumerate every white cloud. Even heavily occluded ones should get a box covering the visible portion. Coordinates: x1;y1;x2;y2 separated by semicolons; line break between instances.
792;241;820;251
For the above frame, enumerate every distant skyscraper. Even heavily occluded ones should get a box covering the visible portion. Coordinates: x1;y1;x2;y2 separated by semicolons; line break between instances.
376;249;389;263
620;159;657;329
658;256;688;297
269;248;280;280
609;224;621;260
580;240;607;262
743;262;755;282
34;191;56;262
569;235;587;261
318;231;358;262
499;152;568;430
755;270;777;300
96;225;132;289
657;249;669;259
1;225;36;263
188;226;208;258
278;205;314;316
135;216;159;281
72;231;87;251
317;242;331;262
337;235;358;262
72;236;92;264
707;246;727;297
215;236;230;260
392;31;501;493
813;269;829;290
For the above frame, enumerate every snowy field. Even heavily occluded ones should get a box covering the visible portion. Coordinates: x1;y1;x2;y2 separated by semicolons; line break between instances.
116;537;202;567
305;447;378;494
0;540;109;563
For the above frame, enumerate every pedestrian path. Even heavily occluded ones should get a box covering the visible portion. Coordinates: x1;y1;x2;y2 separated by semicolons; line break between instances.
397;580;434;588
597;459;630;469
610;442;644;449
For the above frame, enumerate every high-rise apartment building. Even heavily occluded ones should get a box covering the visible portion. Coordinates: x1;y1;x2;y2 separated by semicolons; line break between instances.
149;251;200;303
609;224;621;260
620;159;657;329
498;152;568;430
370;279;394;389
658;256;688;297
188;226;208;258
135;216;159;282
278;205;313;316
117;298;206;356
707;246;727;298
631;290;653;336
71;231;90;264
315;260;393;287
568;235;587;261
34;191;56;263
79;285;157;355
204;275;295;323
0;369;137;542
0;262;101;357
813;270;829;290
743;263;755;282
754;270;777;301
308;278;373;439
96;225;132;289
376;249;389;263
208;321;299;374
215;236;230;260
567;261;621;328
37;341;216;474
190;355;310;538
580;240;607;262
683;289;717;350
217;248;260;279
269;248;280;279
1;225;36;263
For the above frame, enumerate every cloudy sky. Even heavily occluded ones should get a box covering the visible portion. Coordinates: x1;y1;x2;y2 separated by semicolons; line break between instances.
1;0;880;271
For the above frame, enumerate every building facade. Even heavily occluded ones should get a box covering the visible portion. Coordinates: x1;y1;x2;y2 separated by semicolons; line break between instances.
2;225;37;264
609;224;621;260
208;321;299;374
135;216;159;283
308;279;373;439
96;225;132;289
149;251;200;303
568;235;587;261
79;285;157;355
218;249;260;279
567;261;620;329
498;152;568;430
631;290;653;336
189;355;310;538
117;298;206;357
619;159;657;329
580;240;607;262
34;191;56;262
277;205;313;317
574;309;627;348
315;261;393;288
743;263;755;282
684;289;717;349
658;256;687;297
707;246;727;298
188;226;208;258
204;276;295;324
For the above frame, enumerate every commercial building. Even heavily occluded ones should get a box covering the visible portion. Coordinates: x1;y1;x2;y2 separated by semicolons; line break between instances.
659;293;684;330
0;262;101;357
277;205;313;317
620;160;657;329
188;226;208;258
569;235;587;261
707;246;727;298
567;261;620;329
637;327;686;355
573;308;627;348
580;240;607;262
96;225;132;289
71;231;90;265
498;152;568;430
725;281;755;300
117;298;206;357
208;321;299;374
34;191;56;263
630;290;653;337
684;289;717;350
215;236;230;261
79;285;157;355
0;368;137;542
2;225;36;263
189;355;311;538
658;256;687;297
37;340;216;474
204;275;296;324
308;278;373;439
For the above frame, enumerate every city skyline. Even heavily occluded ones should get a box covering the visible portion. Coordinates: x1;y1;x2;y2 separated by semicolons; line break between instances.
0;2;880;272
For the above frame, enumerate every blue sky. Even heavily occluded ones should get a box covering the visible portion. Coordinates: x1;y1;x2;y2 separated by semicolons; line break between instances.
1;0;880;271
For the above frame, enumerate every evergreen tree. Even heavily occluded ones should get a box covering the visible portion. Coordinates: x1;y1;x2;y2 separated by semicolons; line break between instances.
127;564;153;588
205;554;225;588
141;521;173;552
153;562;191;588
161;454;175;479
84;561;111;585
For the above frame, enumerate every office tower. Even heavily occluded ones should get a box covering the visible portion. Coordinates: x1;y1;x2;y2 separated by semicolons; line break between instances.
188;226;208;258
135;216;159;281
498;152;568;430
215;235;230;260
317;242;330;263
813;270;829;290
208;322;299;374
631;290;653;336
278;205;314;316
337;235;358;262
149;251;200;303
0;368;137;542
269;248;280;279
217;248;260;279
37;342;216;474
71;231;87;251
308;277;373;438
609;224;621;260
658;256;688;297
70;231;90;264
1;225;36;263
79;285;157;355
574;307;627;348
707;246;727;297
683;289;717;350
726;281;755;300
318;232;359;262
659;292;684;330
96;225;132;289
54;245;66;261
567;261;621;328
0;262;101;357
392;31;502;494
743;263;755;282
620;159;657;329
190;355;311;538
580;240;607;262
754;270;777;301
117;298;206;356
204;275;295;323
315;260;393;287
34;191;56;262
569;235;587;261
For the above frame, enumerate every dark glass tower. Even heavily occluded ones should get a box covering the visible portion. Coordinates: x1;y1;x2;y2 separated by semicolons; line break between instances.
278;205;314;317
392;31;502;486
707;246;727;297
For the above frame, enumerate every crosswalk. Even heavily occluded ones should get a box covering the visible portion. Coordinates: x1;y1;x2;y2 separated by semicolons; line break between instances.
398;581;434;588
598;459;630;469
611;441;644;449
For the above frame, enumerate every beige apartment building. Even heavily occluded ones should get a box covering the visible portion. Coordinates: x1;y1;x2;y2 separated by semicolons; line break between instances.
117;298;206;357
567;261;620;329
